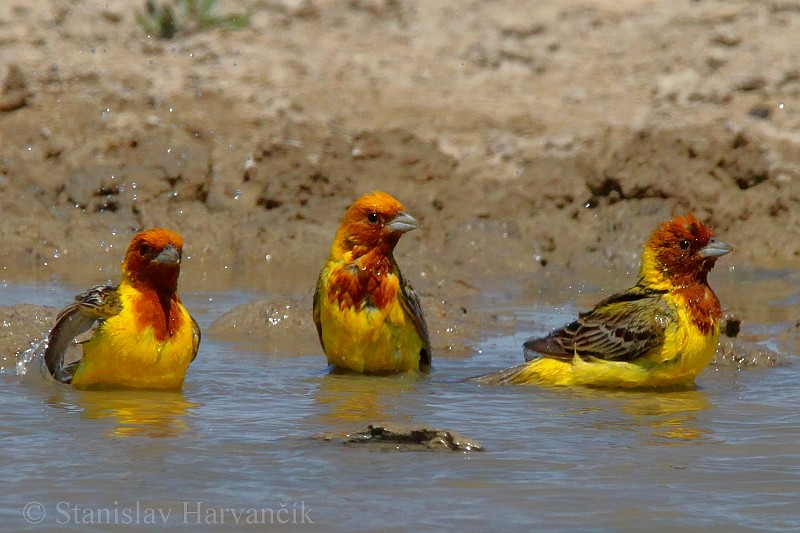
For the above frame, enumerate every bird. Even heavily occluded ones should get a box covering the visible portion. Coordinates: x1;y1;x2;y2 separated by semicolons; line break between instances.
44;228;200;390
475;214;732;388
313;191;431;374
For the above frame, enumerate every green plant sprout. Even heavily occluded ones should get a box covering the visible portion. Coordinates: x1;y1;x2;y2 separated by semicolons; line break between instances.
137;0;251;39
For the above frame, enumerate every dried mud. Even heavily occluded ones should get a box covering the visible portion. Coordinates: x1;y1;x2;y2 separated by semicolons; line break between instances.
1;1;799;366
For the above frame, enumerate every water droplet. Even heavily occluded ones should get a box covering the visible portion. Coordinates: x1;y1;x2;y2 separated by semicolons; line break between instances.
779;102;785;109
265;254;272;262
101;108;110;121
233;189;242;200
15;337;47;376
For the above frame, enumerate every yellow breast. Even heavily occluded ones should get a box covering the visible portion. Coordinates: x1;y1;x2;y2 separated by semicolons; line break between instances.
319;264;424;373
570;294;719;388
70;285;196;390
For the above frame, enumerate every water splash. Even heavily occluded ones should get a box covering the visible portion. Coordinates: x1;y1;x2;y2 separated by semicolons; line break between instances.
15;336;48;376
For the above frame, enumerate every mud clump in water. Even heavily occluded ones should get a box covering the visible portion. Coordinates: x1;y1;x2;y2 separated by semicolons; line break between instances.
712;313;786;368
207;296;320;355
316;424;484;452
713;338;784;369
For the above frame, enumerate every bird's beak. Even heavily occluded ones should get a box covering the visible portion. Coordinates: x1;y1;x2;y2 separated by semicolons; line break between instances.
387;212;419;234
698;238;733;258
154;243;181;265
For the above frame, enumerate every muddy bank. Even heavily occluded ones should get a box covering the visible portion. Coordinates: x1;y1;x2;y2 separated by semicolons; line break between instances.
0;1;799;365
1;1;800;283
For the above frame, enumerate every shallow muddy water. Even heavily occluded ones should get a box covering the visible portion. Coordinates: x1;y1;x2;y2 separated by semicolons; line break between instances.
2;268;799;532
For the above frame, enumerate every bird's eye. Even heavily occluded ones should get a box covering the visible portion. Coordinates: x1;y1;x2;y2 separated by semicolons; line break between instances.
679;239;691;250
140;244;150;255
367;212;379;224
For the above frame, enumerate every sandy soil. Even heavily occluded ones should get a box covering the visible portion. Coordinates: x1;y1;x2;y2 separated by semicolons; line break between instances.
1;0;799;364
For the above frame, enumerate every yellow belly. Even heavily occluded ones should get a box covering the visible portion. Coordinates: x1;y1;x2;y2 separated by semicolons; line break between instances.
71;306;196;391
319;297;424;374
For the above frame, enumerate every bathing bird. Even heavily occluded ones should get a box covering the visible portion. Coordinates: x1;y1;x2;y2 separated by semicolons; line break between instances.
44;228;200;390
475;214;731;388
313;191;430;373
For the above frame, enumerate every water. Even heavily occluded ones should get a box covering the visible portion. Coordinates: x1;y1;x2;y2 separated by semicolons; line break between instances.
2;277;800;532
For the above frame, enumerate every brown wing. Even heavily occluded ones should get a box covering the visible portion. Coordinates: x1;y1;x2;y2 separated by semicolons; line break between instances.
43;285;122;383
397;269;432;367
524;285;675;363
190;315;201;362
312;270;325;353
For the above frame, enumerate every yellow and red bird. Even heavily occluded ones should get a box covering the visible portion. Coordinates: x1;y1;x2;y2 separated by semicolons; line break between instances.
44;228;200;390
476;214;732;388
313;191;431;374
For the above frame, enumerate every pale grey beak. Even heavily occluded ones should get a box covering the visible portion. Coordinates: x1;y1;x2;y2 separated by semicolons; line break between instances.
387;212;419;234
698;238;733;258
155;243;181;265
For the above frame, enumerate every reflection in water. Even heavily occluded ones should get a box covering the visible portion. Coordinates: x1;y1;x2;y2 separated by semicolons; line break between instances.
16;336;198;438
622;391;714;444
312;373;422;425
47;390;198;438
573;389;715;445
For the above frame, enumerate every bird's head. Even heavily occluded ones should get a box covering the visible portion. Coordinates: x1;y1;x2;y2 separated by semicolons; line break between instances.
641;214;732;288
122;228;184;292
333;191;418;258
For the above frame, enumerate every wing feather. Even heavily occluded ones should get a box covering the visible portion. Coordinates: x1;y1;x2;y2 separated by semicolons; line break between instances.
397;270;432;367
312;272;325;354
524;285;674;363
43;285;122;383
190;315;201;362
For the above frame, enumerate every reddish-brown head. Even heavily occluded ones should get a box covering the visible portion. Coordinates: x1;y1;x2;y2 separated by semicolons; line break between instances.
122;228;184;292
333;191;418;258
642;214;732;287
